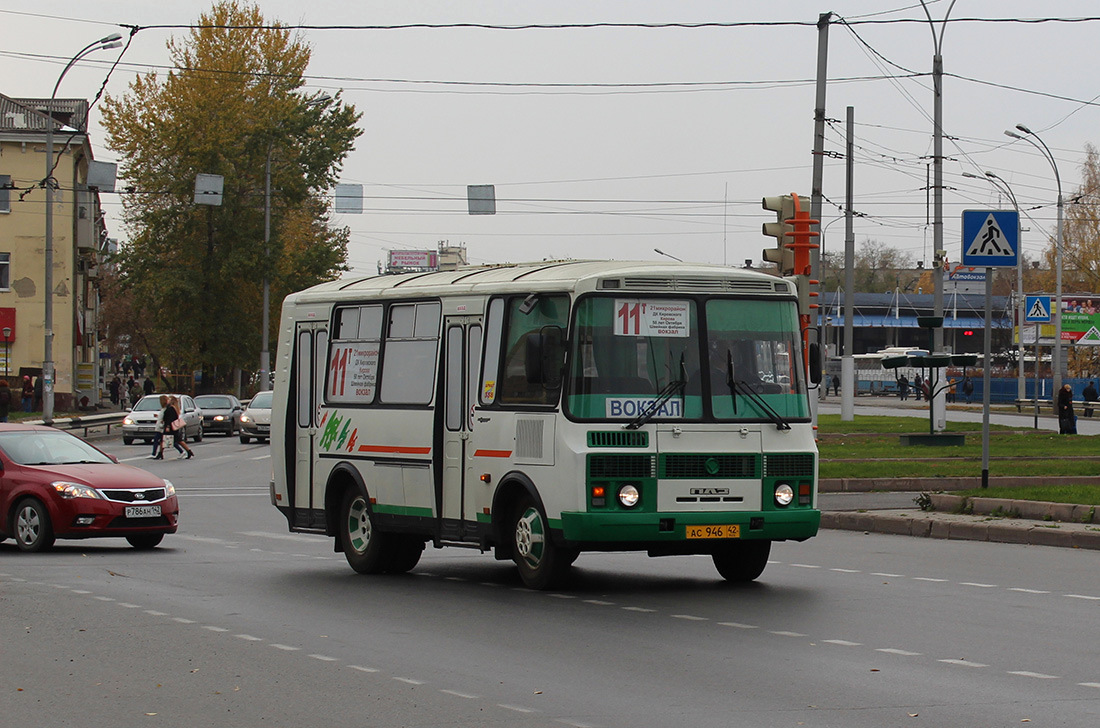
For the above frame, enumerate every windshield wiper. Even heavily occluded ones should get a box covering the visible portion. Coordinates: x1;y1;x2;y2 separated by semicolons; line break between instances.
624;354;687;430
729;379;791;431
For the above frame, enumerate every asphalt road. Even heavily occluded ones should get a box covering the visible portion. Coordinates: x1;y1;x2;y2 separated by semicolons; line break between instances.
2;434;1098;727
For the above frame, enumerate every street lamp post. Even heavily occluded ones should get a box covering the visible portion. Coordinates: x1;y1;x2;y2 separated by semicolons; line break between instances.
1006;125;1063;402
962;170;1026;405
43;33;122;424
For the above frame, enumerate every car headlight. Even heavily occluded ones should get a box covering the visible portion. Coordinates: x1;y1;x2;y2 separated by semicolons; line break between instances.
52;481;104;500
774;483;794;507
163;479;176;497
213;415;225;421
123;417;135;425
241;414;251;423
618;484;641;508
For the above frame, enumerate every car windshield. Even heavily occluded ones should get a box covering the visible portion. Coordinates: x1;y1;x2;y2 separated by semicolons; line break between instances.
0;430;112;466
249;391;273;408
133;397;164;411
196;396;233;408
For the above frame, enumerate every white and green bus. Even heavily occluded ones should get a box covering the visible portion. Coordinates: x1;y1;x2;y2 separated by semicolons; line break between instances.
269;261;820;589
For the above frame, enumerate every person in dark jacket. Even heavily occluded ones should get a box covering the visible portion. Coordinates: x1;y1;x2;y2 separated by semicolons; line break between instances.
1082;381;1098;417
0;379;11;422
1057;384;1076;434
21;375;33;412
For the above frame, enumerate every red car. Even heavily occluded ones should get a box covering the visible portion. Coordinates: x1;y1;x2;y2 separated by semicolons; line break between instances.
0;424;179;552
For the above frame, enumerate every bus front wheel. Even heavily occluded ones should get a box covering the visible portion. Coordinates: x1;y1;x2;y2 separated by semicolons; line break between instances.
712;540;771;583
511;496;575;590
338;489;390;574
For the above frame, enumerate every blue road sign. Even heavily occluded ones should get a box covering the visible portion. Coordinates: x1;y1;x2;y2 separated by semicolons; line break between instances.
962;210;1019;268
1025;295;1052;323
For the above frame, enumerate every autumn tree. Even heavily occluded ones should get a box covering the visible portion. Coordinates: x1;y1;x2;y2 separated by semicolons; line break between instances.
820;239;916;293
101;0;361;391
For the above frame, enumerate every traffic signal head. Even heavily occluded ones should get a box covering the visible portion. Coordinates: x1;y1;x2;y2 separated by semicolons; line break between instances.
762;195;797;273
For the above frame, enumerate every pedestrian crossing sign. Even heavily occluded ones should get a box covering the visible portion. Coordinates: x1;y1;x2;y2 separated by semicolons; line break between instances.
1025;295;1052;323
962;210;1019;267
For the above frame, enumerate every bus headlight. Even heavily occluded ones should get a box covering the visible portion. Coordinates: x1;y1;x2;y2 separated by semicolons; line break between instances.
774;483;794;507
618;484;641;508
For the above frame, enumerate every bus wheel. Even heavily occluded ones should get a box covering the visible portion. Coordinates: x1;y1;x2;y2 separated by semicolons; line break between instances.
338;489;389;574
511;496;573;590
712;540;771;583
384;536;424;574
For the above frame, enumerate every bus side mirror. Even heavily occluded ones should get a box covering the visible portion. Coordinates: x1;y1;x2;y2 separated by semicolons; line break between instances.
525;326;565;389
808;343;822;385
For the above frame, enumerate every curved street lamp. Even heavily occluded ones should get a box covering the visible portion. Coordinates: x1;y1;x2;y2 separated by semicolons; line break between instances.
43;33;122;424
1005;126;1064;401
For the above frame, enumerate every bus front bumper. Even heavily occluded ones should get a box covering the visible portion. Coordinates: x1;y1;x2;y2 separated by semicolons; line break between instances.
558;509;820;544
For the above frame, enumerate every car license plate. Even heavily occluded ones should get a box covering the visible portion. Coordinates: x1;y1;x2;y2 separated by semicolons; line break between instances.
686;524;740;539
125;505;161;518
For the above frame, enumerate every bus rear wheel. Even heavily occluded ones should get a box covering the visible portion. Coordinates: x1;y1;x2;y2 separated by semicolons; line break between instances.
712;540;771;583
338;489;390;574
511;496;574;590
384;536;424;574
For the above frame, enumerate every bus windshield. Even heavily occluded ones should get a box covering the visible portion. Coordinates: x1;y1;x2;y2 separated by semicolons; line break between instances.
565;296;808;423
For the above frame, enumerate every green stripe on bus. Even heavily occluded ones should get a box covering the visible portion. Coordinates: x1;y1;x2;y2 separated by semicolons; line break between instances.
372;504;434;519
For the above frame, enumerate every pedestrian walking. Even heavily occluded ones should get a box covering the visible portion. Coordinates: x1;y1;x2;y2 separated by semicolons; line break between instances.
21;375;33;412
897;374;909;401
914;373;923;401
167;396;194;459
129;380;143;408
0;379;11;422
963;376;974;404
831;374;840;397
1057;383;1077;435
947;380;956;403
143;377;155;396
33;376;42;411
109;375;121;408
151;394;168;459
1083;381;1098;418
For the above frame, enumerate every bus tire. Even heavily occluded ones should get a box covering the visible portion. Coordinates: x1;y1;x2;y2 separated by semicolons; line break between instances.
511;496;573;590
712;540;771;583
383;536;424;574
338;488;390;574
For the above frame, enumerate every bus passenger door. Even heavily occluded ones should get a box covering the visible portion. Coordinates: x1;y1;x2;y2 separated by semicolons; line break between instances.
440;318;481;538
292;323;327;524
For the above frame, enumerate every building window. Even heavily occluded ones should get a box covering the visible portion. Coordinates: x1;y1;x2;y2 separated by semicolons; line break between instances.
0;254;9;290
0;175;11;213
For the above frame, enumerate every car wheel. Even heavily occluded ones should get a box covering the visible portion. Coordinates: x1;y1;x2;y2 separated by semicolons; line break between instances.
712;540;771;583
240;434;250;444
511;495;574;590
14;499;55;553
338;488;392;574
384;536;424;574
126;533;164;550
123;436;134;445
194;426;203;443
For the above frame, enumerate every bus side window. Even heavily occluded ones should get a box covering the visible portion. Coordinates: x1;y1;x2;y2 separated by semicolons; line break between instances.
496;294;569;406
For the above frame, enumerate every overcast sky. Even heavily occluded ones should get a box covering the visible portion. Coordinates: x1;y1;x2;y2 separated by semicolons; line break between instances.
4;1;1098;276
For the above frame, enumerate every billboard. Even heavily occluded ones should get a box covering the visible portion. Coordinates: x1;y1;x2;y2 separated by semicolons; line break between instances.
388;250;438;270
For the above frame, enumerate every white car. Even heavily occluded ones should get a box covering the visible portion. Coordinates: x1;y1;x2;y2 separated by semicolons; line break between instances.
122;394;204;445
239;390;272;444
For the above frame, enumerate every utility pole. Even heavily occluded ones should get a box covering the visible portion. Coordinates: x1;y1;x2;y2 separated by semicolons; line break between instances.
842;106;855;422
809;12;831;420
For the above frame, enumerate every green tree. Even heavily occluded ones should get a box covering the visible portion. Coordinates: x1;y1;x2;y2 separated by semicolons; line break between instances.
101;0;362;391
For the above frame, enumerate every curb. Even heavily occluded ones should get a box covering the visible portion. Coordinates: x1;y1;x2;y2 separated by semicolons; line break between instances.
820;476;1100;492
820;510;1100;551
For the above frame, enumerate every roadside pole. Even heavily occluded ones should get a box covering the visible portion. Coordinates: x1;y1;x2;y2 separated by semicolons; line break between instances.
982;267;992;488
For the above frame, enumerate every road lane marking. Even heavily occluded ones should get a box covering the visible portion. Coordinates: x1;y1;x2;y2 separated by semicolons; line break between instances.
1079;682;1100;689
823;640;862;646
118;603;142;609
872;572;904;578
959;582;998;588
622;606;656;613
270;644;300;651
718;622;758;629
1065;594;1100;601
203;626;229;633
349;665;379;673
235;634;263;641
1008;671;1059;679
913;577;948;583
770;631;807;638
830;568;861;573
394;677;424;685
584;600;615;606
877;648;922;656
309;654;338;662
498;704;537;714
172;617;195;624
791;564;820;569
671;614;708;621
939;659;989;668
1008;588;1051;594
441;689;479;699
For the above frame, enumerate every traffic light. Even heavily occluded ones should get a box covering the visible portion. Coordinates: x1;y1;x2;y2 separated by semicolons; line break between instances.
761;195;796;274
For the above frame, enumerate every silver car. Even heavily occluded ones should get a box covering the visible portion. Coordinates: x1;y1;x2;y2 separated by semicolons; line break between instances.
122;394;204;445
239;390;272;444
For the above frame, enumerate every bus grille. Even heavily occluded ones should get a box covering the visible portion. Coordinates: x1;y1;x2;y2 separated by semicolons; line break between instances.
660;454;758;479
589;454;656;479
587;431;649;448
764;453;815;478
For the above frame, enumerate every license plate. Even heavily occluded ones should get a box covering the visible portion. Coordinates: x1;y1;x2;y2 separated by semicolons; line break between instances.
686;524;740;539
125;505;162;518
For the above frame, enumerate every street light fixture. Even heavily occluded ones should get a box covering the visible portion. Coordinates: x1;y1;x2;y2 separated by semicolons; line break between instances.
43;33;122;424
1005;126;1063;401
653;248;683;262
